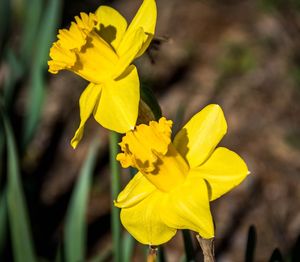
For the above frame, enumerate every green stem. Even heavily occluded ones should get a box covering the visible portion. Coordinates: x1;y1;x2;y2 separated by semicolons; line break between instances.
182;230;195;261
109;132;122;262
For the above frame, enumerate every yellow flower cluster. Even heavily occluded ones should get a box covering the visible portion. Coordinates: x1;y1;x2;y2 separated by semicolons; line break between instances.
48;0;249;247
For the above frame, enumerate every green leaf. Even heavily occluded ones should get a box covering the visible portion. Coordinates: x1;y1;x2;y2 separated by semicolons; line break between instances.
23;0;62;149
122;232;135;262
89;246;112;262
269;248;284;262
0;0;10;54
140;82;162;121
64;141;99;262
0;190;8;255
20;0;43;65
158;246;166;262
3;49;24;111
109;132;122;262
182;230;195;262
54;243;63;262
0;105;37;262
245;225;256;262
290;235;300;262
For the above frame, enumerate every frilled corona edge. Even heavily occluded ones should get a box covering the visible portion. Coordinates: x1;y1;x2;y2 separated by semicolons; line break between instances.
47;0;157;147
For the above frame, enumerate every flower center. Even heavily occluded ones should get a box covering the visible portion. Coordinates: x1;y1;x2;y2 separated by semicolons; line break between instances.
48;12;119;83
117;118;189;192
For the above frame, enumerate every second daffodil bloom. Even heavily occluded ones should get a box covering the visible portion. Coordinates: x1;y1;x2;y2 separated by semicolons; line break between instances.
115;104;250;245
48;0;157;148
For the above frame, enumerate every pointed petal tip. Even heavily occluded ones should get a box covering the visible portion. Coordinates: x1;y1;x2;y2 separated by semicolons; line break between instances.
70;139;78;149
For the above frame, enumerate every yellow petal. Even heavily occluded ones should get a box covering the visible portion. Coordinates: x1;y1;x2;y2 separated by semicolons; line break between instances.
74;12;97;31
118;190;177;245
189;147;249;201
125;0;157;58
57;22;87;50
116;117;172;173
127;0;157;35
116;118;188;192
115;172;156;208
95;6;128;50
71;83;102;149
48;42;77;74
114;28;145;77
161;177;214;239
93;65;139;133
173;104;227;168
72;30;119;83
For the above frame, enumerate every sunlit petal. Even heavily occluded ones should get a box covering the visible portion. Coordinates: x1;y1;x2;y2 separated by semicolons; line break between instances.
93;65;139;133
114;28;145;77
161;177;214;239
115;172;156;208
190;147;249;201
125;0;157;58
173;104;227;168
71;83;102;148
95;6;128;50
119;190;177;245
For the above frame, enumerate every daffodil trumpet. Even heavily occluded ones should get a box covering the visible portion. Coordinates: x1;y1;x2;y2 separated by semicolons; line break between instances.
115;104;250;245
48;0;157;148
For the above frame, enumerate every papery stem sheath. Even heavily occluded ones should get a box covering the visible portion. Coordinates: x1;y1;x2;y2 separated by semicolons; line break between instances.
196;235;215;262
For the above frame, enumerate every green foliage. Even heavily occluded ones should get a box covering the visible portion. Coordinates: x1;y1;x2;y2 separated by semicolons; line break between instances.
0;0;10;54
0;191;7;254
23;0;61;149
269;248;284;262
140;82;162;121
158;246;167;262
0;106;37;262
3;49;24;111
122;232;135;262
245;225;256;262
182;230;196;262
64;141;99;262
20;0;43;65
109;132;122;262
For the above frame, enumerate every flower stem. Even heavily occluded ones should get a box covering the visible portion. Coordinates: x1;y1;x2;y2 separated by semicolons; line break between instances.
196;235;215;262
109;132;122;262
182;230;195;261
147;246;158;262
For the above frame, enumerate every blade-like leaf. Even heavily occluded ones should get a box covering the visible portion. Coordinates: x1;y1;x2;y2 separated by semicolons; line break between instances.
3;49;24;110
140;82;162;121
0;0;10;54
109;132;122;262
20;0;43;64
269;248;283;262
64;141;99;262
158;246;166;262
245;225;256;262
122;232;135;262
182;230;195;262
23;0;61;149
0;105;37;262
89;246;112;262
0;190;7;255
290;235;300;262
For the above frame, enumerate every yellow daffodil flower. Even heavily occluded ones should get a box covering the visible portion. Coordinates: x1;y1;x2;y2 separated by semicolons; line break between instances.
115;104;249;245
48;0;157;148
